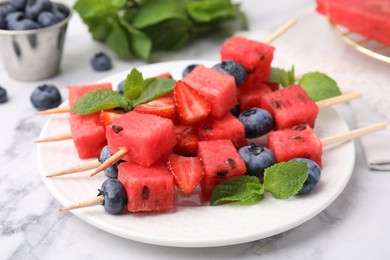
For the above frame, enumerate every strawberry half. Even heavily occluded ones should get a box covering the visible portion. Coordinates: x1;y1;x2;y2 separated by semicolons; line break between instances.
166;154;204;193
174;80;211;125
134;97;176;120
174;125;200;157
99;109;126;126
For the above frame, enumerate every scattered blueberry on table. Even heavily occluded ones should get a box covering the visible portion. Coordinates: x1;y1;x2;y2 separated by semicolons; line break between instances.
90;52;113;71
0;0;67;31
0;86;8;104
212;60;247;86
30;84;62;110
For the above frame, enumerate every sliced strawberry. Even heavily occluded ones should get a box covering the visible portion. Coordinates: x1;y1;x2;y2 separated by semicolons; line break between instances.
99;109;126;126
166;154;204;193
174;80;211;125
174;125;200;157
134;97;176;120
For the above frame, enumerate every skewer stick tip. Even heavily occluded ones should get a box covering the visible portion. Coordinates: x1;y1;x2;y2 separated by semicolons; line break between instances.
263;18;298;44
46;160;101;178
60;195;104;212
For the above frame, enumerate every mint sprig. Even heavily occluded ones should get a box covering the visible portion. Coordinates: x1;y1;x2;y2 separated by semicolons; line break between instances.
268;66;295;87
299;72;342;101
211;162;309;206
71;69;175;115
264;162;308;199
210;176;264;206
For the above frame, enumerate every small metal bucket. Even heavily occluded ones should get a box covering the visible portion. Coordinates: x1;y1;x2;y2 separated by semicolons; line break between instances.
0;2;72;81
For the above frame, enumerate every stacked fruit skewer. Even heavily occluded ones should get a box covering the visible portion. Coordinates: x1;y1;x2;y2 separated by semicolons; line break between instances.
35;19;383;215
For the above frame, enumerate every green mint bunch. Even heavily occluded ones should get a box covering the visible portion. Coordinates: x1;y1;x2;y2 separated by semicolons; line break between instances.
74;0;248;61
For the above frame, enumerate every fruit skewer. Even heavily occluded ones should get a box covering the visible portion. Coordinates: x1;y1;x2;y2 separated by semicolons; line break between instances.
59;122;387;214
44;90;362;178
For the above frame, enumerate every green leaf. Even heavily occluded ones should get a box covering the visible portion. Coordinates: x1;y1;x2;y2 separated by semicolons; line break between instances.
132;77;176;107
187;0;236;23
210;176;264;206
123;68;145;101
269;66;295;87
71;89;131;114
106;19;131;58
74;0;118;18
299;72;342;101
141;19;190;51
119;18;152;61
264;162;308;199
132;0;187;29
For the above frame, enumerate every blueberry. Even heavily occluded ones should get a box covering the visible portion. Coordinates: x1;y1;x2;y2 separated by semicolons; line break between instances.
289;158;321;194
98;145;120;179
117;80;125;95
0;3;17;17
37;11;60;27
98;179;127;214
212;60;247;86
30;84;62;110
10;0;28;11
239;143;275;178
0;14;6;29
182;64;198;78
5;11;25;24
90;52;112;71
25;0;52;21
8;18;39;30
0;86;8;104
239;108;274;138
52;6;66;22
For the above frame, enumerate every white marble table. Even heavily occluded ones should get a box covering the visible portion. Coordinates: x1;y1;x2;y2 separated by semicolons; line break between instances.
1;0;390;259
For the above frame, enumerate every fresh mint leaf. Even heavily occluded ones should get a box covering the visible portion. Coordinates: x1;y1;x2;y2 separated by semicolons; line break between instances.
107;19;131;58
187;0;236;23
132;77;176;107
72;89;131;114
210;176;264;206
119;18;152;61
269;66;295;87
123;69;176;108
299;72;342;101
123;68;144;101
132;1;187;29
264;162;308;199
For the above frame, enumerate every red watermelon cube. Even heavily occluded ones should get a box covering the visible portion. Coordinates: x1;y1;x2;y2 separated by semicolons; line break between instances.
67;82;112;107
238;83;273;112
118;162;175;212
261;85;319;130
198;140;247;200
220;36;275;84
182;65;237;118
69;112;107;159
196;113;247;148
316;0;390;46
106;111;176;167
267;124;323;167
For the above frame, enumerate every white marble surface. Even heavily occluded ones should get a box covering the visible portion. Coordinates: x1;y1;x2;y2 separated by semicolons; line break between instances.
1;0;390;259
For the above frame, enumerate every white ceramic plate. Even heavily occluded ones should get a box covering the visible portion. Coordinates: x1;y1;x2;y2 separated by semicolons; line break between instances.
37;60;355;248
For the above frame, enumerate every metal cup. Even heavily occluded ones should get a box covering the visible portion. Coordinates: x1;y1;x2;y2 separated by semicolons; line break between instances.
0;2;72;81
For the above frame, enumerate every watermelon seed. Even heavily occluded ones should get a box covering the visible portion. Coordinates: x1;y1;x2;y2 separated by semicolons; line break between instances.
142;186;149;200
216;170;228;178
112;125;123;133
292;135;302;140
225;158;236;169
271;100;281;109
203;125;213;131
258;51;265;61
292;125;306;131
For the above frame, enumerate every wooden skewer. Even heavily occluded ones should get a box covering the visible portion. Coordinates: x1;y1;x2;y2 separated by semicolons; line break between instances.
90;148;128;177
34;133;73;143
60;195;104;212
321;122;387;146
316;91;361;108
264;18;297;44
46;160;101;178
36;105;71;115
